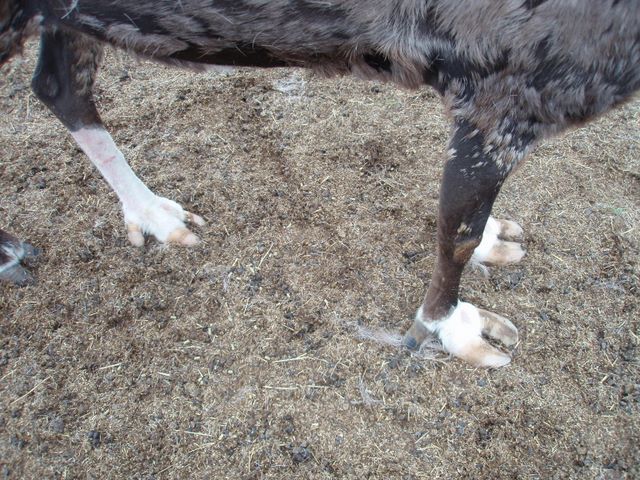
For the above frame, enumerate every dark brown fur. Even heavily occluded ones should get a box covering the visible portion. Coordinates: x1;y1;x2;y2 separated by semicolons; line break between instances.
2;1;637;151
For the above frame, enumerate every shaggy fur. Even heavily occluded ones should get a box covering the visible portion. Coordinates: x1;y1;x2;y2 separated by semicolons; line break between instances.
2;1;635;170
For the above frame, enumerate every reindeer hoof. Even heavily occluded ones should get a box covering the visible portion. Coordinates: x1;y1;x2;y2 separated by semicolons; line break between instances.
0;263;35;286
124;196;205;247
412;302;518;368
403;320;429;351
473;216;526;266
495;218;523;241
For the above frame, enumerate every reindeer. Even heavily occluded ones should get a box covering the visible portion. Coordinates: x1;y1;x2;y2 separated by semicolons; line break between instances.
1;0;638;367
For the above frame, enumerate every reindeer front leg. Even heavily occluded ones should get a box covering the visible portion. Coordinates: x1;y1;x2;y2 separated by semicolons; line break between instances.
31;29;204;247
404;120;525;367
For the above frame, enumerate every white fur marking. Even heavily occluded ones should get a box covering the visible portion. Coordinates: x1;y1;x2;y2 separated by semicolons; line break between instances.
416;302;480;352
72;128;155;209
71;128;196;243
416;302;511;368
0;257;20;274
472;216;501;263
2;244;25;262
471;216;525;266
0;244;24;275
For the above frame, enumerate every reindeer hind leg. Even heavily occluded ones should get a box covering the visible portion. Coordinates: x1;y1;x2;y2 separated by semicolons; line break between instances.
404;120;529;367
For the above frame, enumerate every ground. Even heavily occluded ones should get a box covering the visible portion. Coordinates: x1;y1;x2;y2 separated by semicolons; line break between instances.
0;42;639;479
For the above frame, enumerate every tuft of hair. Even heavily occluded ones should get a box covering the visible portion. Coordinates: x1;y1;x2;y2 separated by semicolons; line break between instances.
355;323;404;347
357;378;381;407
469;258;491;278
353;322;446;361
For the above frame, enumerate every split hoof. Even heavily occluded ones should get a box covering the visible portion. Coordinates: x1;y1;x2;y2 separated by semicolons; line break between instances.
408;302;518;368
473;216;526;266
123;196;205;246
495;218;523;241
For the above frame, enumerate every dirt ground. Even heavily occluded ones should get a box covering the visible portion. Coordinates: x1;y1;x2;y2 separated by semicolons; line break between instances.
1;41;639;479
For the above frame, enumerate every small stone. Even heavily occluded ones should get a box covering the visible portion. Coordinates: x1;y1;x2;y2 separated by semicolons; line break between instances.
506;271;524;289
50;417;64;433
88;430;101;448
10;436;26;449
384;382;398;395
292;444;311;463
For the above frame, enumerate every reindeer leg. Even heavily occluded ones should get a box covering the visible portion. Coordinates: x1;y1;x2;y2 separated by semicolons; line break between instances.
31;29;204;247
404;120;524;367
